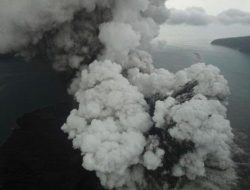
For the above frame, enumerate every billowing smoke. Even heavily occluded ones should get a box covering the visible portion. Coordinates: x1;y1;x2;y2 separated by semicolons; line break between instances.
0;0;237;190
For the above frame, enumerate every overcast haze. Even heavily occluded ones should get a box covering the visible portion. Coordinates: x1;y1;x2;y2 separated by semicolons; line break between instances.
165;0;250;15
162;0;250;42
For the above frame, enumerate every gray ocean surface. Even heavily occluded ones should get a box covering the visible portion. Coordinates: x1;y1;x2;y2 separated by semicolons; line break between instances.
0;55;68;144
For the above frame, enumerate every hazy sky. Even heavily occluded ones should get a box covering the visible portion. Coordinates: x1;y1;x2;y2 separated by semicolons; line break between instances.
165;0;250;15
161;0;250;42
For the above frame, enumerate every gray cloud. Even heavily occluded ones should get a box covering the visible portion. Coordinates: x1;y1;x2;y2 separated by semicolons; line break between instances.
167;7;214;25
218;9;250;25
166;7;250;26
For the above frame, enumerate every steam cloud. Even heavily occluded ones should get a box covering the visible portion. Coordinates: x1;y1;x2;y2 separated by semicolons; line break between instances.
0;0;237;190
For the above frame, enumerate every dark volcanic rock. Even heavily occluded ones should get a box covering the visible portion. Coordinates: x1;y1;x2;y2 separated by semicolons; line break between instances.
0;103;104;190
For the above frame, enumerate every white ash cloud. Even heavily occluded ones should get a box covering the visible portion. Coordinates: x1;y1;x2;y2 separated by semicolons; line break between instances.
63;60;153;189
0;0;237;189
99;22;141;65
128;63;230;99
175;63;230;99
169;95;233;177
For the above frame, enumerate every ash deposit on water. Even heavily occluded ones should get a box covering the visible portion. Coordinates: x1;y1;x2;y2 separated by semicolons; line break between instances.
0;0;238;189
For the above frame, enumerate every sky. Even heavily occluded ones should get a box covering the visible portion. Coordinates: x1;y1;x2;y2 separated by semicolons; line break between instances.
161;0;250;43
165;0;250;15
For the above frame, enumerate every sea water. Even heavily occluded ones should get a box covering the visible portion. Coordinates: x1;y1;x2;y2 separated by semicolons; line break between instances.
0;55;68;144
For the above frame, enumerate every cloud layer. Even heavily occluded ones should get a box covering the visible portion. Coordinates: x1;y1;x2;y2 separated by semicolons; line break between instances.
167;7;250;26
167;7;214;25
218;9;250;25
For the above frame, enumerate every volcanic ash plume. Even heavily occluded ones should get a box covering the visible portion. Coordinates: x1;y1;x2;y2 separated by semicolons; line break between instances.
0;0;237;189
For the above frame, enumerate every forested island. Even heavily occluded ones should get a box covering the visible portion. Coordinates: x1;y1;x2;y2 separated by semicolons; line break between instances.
211;36;250;53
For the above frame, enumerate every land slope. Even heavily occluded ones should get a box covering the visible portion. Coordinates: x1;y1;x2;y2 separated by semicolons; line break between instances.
211;36;250;53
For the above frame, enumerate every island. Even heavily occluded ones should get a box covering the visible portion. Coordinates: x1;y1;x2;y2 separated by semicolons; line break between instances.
211;36;250;53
